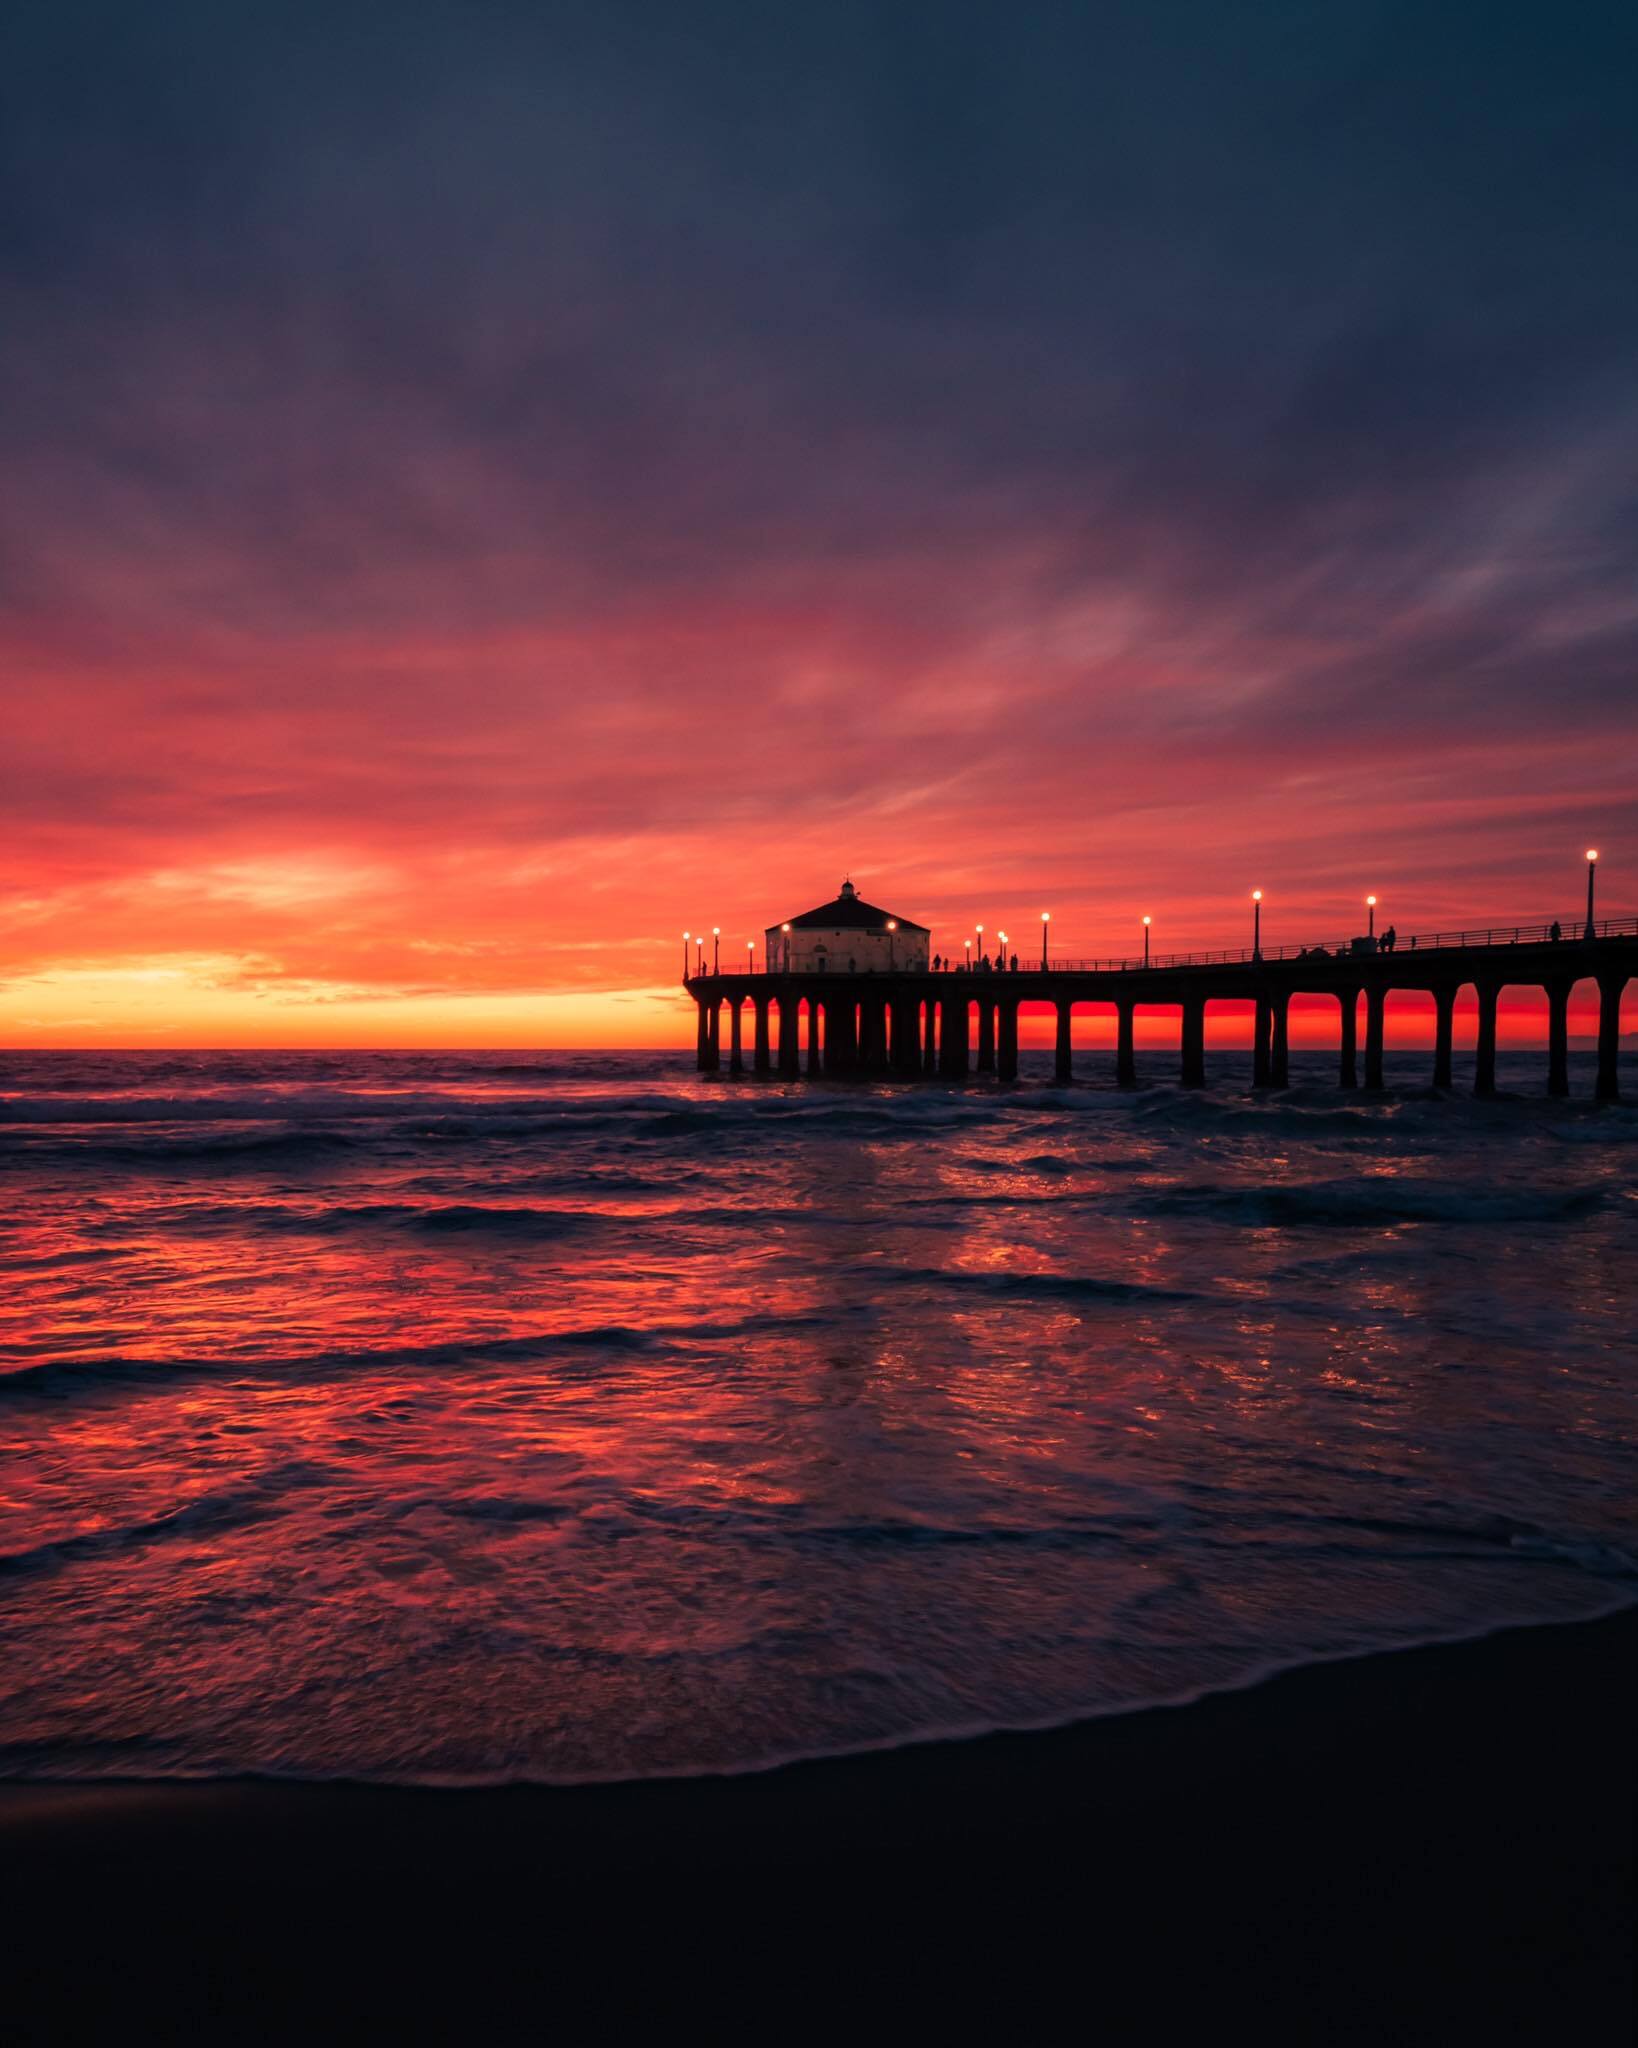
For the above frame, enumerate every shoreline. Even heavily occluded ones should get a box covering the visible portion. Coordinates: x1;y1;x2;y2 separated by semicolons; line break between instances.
1;1595;1632;1797
5;1606;1632;2038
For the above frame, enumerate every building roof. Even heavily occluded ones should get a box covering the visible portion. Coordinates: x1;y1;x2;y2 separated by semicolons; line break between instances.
770;880;929;934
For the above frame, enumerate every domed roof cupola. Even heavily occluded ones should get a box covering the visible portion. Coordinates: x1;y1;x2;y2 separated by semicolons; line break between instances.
770;882;929;935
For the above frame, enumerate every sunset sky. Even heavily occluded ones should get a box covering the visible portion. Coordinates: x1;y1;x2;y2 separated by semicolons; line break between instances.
3;0;1635;1046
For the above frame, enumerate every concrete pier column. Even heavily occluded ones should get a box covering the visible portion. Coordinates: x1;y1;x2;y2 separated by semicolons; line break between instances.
1253;990;1272;1088
1546;980;1570;1097
998;1001;1019;1082
696;997;711;1072
1474;982;1498;1096
923;997;937;1074
977;1000;996;1074
892;996;920;1076
939;995;970;1078
1271;993;1290;1089
704;1001;720;1074
729;999;744;1075
1116;999;1136;1089
828;997;857;1076
1364;984;1386;1090
806;998;821;1076
863;997;889;1076
1597;974;1624;1101
753;999;770;1074
1180;996;1206;1089
1054;1001;1072;1084
1433;985;1455;1090
1338;988;1358;1089
778;996;800;1077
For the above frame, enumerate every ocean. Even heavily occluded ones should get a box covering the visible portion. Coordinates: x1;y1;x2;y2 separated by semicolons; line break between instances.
2;1047;1634;1785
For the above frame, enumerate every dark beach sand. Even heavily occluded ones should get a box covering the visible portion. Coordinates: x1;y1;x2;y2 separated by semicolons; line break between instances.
3;1609;1632;2043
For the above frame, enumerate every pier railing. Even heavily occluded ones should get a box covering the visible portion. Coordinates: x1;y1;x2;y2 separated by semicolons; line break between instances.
687;915;1637;976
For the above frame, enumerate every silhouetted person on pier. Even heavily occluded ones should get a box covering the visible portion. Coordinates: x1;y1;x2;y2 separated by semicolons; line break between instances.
1010;954;1019;972
1550;920;1562;943
980;953;991;973
1382;925;1397;954
933;954;941;972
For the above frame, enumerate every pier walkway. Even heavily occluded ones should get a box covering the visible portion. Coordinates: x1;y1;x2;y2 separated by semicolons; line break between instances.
686;916;1637;1098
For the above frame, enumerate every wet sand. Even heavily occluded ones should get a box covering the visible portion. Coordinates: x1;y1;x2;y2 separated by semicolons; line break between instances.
3;1608;1632;2042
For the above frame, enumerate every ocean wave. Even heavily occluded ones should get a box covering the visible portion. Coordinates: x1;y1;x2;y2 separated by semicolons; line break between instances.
874;1264;1195;1302
259;1201;603;1240
962;1151;1095;1175
46;1129;362;1165
105;1197;612;1240
0;1309;841;1404
0;1465;329;1582
1133;1179;1611;1225
785;1512;1155;1550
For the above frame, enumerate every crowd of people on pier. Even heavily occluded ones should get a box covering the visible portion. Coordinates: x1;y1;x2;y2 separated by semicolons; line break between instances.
930;953;1021;973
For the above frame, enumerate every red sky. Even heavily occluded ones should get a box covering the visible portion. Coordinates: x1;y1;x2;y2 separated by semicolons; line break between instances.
3;2;1635;1048
2;599;1628;1047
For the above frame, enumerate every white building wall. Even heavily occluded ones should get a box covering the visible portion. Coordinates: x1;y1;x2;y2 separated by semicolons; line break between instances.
765;926;929;973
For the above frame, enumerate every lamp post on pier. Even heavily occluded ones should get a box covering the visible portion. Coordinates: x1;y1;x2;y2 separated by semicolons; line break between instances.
713;927;720;975
1366;895;1377;940
696;937;704;977
1252;890;1263;961
780;922;791;973
886;919;897;969
1586;850;1599;940
964;938;972;970
747;939;755;972
1142;915;1151;967
683;932;690;977
976;923;984;967
1041;913;1050;970
998;930;1008;969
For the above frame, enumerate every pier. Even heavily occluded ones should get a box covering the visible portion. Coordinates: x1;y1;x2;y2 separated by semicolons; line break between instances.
686;916;1637;1099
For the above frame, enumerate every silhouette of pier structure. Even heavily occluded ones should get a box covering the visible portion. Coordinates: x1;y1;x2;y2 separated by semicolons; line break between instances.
686;913;1636;1100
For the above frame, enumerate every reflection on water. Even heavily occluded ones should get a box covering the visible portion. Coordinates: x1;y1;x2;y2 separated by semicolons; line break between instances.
1;1048;1634;1783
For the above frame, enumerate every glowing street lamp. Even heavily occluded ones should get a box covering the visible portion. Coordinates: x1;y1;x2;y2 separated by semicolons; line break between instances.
1041;912;1050;970
683;931;691;977
780;921;791;973
1366;894;1377;939
998;929;1008;969
712;926;721;975
976;923;984;967
1586;849;1599;939
695;936;704;977
747;939;755;972
1142;914;1151;968
1251;890;1263;960
964;938;972;969
886;918;897;970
